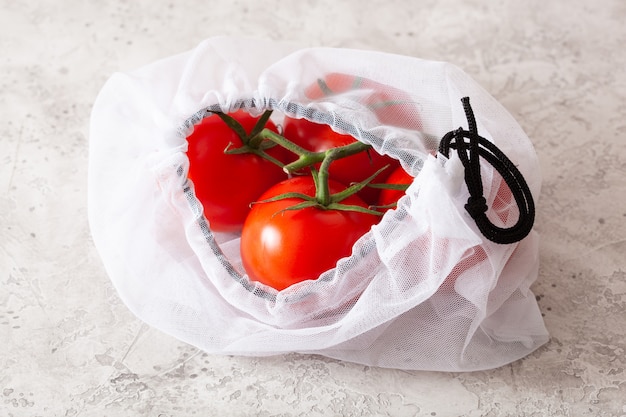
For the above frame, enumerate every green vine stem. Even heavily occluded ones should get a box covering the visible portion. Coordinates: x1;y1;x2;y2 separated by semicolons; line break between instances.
257;127;371;173
211;109;394;214
214;110;286;169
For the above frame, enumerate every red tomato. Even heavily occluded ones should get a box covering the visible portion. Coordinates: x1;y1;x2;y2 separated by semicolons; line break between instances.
186;110;289;233
240;176;380;291
377;166;414;209
304;72;422;129
282;116;400;204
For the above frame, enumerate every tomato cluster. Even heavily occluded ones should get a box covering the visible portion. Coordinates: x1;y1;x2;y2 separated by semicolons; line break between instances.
186;108;413;291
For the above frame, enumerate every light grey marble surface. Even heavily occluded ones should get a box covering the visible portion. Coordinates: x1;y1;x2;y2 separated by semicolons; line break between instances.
1;1;625;416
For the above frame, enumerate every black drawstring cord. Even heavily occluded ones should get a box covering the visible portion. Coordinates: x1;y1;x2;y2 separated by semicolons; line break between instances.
438;97;535;244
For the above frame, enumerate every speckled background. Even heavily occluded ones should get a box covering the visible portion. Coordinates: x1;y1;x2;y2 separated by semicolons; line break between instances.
1;1;625;416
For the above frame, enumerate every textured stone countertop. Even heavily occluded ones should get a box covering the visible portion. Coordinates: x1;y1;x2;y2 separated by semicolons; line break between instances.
2;1;625;416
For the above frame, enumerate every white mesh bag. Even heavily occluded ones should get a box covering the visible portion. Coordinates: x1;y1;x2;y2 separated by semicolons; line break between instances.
88;36;549;371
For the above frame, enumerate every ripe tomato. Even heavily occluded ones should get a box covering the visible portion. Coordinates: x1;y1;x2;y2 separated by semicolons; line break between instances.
282;116;400;204
304;72;422;129
240;176;380;291
186;110;289;233
377;166;414;209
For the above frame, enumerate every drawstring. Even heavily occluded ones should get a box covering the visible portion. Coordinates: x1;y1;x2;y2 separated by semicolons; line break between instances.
438;97;535;244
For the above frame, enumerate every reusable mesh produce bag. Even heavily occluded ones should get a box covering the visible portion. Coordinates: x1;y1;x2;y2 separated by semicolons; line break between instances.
88;36;549;371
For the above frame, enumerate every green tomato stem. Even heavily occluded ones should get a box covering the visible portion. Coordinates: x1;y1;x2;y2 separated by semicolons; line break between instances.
223;143;285;169
329;164;390;204
257;128;313;161
366;182;410;191
213;112;249;145
314;144;379;207
316;149;336;206
257;124;379;210
217;110;386;215
259;127;372;175
248;110;274;146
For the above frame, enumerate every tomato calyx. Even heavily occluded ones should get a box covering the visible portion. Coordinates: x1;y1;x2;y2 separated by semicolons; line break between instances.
252;165;387;217
213;110;285;169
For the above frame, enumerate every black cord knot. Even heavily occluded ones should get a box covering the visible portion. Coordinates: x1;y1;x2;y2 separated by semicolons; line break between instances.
438;97;535;245
465;196;488;218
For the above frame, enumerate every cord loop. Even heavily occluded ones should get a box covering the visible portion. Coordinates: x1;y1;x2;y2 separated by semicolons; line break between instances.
438;97;535;244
